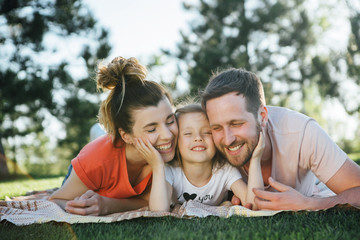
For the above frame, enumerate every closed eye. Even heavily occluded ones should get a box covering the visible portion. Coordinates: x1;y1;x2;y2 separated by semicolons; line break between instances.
211;126;221;131
147;128;156;133
167;120;175;125
231;122;244;127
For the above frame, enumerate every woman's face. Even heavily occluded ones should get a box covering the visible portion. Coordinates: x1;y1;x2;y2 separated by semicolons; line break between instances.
130;97;178;163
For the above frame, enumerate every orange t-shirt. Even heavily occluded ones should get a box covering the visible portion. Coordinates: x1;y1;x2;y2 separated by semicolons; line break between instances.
71;135;152;199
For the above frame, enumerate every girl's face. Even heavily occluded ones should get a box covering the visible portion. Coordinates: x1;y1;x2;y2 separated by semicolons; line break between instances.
130;97;178;163
177;112;216;164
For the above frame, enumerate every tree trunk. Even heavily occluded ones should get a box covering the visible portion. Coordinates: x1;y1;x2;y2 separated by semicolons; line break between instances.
0;139;9;177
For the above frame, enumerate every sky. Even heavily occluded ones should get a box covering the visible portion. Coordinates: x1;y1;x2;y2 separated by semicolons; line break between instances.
83;0;194;61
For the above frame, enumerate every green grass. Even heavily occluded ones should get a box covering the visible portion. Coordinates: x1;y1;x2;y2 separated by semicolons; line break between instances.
1;208;359;240
1;171;360;240
0;176;63;200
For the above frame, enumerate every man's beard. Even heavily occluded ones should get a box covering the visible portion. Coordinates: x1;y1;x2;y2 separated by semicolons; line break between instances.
222;122;261;168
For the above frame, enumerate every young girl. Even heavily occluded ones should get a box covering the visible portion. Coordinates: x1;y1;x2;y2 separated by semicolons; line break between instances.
134;104;264;211
50;56;178;215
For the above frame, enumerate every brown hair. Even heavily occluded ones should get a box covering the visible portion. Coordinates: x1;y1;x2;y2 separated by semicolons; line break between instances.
201;68;266;118
174;103;225;168
96;56;172;144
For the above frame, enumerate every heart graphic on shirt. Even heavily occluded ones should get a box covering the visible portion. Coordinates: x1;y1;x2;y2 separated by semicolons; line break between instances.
183;192;197;201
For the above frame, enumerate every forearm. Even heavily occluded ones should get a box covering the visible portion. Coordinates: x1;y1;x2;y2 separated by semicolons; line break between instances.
307;186;360;210
246;157;264;209
102;197;148;215
50;198;68;210
149;166;171;211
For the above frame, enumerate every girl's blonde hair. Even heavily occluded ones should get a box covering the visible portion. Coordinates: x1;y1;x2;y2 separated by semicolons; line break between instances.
174;103;225;168
96;56;172;145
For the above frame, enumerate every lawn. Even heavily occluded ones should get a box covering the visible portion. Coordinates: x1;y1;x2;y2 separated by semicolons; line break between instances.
1;206;359;240
1;175;360;239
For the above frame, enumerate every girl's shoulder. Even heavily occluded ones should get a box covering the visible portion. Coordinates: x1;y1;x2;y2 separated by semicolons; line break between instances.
212;161;238;174
165;161;182;173
164;162;183;184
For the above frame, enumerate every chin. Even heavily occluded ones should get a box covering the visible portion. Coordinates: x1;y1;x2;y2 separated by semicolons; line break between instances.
228;156;248;168
162;153;175;163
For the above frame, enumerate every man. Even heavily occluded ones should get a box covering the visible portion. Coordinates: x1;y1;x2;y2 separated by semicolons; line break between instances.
201;68;360;210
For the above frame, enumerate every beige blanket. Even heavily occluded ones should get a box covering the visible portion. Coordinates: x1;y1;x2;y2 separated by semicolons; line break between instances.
0;191;280;225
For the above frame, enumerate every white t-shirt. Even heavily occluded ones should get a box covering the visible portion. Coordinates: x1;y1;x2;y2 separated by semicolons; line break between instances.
250;106;347;197
165;163;242;206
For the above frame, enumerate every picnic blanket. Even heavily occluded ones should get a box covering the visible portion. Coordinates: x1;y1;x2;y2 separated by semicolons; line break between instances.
0;189;280;225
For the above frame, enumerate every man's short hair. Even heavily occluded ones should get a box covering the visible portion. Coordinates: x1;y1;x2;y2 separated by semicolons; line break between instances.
201;68;266;117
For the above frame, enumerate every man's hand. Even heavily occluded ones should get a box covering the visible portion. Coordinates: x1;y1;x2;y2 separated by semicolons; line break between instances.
253;177;310;211
65;190;105;216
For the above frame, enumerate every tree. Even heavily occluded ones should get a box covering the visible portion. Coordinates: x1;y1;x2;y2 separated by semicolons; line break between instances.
0;0;111;175
344;0;360;114
166;0;355;115
0;139;9;178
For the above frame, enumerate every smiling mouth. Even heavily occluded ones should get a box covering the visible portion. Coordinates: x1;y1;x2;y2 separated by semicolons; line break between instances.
155;142;172;151
191;146;206;151
227;144;243;152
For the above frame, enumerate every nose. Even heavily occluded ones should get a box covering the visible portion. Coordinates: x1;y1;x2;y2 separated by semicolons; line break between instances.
194;134;203;142
223;127;235;146
159;124;173;141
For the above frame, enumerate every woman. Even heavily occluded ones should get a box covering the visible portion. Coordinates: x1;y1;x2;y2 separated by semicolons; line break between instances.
50;56;178;216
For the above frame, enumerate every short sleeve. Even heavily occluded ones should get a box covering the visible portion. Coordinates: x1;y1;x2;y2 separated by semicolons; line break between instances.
165;164;175;185
299;120;347;183
223;163;242;190
72;154;100;190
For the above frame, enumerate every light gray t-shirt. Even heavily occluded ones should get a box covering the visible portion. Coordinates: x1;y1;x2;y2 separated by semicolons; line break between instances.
255;106;347;196
165;163;242;206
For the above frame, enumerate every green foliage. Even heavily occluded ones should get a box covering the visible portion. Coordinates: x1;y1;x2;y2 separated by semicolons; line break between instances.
165;0;360;116
0;0;112;168
344;0;360;114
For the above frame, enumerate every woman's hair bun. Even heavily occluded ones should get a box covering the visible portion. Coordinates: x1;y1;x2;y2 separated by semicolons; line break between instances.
96;56;147;90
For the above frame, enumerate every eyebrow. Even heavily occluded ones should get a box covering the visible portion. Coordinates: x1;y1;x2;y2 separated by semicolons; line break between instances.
143;113;175;129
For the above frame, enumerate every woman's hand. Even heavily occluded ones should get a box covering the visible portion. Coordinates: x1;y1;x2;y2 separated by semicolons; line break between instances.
134;138;164;170
134;137;171;212
65;190;106;216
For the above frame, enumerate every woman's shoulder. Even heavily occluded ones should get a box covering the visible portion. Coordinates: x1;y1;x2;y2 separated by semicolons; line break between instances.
74;135;125;165
83;135;123;153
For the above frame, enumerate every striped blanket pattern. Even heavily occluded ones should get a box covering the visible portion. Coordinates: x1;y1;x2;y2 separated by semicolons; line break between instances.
0;198;280;225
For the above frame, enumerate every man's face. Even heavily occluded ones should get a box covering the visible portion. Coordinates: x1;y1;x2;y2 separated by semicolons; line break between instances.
206;92;260;167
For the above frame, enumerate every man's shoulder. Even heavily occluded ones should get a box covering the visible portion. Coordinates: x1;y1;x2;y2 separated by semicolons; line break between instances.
267;106;313;134
267;106;311;119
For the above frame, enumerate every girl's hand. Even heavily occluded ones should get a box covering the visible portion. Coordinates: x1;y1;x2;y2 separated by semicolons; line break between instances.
134;138;164;170
252;128;265;159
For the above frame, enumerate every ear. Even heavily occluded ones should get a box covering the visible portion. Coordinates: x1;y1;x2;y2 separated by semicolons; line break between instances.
259;105;268;128
118;128;133;144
